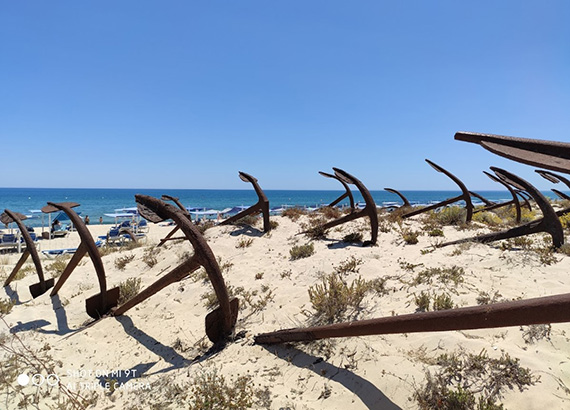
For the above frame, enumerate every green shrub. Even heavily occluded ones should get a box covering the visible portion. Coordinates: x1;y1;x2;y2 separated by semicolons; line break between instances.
118;277;142;304
45;255;72;278
236;238;254;249
308;273;370;324
114;254;135;271
0;297;15;316
414;291;431;312
342;232;363;243
282;207;308;221
432;292;454;310
289;243;314;260
473;211;503;227
189;370;254;410
334;256;363;275
414;350;538;409
301;216;328;239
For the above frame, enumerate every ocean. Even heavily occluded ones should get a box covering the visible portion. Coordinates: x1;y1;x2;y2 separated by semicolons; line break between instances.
0;187;564;228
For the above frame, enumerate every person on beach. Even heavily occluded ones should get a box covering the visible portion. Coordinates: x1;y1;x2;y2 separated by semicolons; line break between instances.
85;215;90;225
99;216;103;224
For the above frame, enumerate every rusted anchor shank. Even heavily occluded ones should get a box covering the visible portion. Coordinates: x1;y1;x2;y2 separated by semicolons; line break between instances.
440;167;564;248
254;293;570;344
2;210;54;298
319;171;355;210
384;188;411;208
473;171;522;224
112;195;238;343
157;194;192;246
536;170;570;201
219;172;271;233
402;160;474;222
44;202;119;318
455;131;570;174
302;168;378;246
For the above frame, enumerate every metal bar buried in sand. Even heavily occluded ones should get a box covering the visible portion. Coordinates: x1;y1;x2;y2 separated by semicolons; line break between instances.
112;194;239;344
401;159;474;222
2;209;54;298
218;172;271;233
254;293;570;344
43;202;120;319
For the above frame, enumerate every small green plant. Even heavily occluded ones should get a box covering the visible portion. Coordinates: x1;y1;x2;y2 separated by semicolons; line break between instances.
521;324;551;344
0;297;16;316
535;246;559;265
414;349;538;409
118;277;142;304
189;369;270;410
411;266;465;287
308;273;370;324
426;206;467;226
342;232;363;243
236;238;254;248
45;254;72;278
269;219;279;229
476;290;503;305
473;211;503;227
280;269;292;279
334;256;363;275
301;216;328;239
282;207;308;221
197;220;216;234
289;243;314;260
427;228;444;237
402;229;420;244
142;247;159;268
432;292;454;310
234;214;258;227
114;254;135;271
317;206;341;219
414;291;431;312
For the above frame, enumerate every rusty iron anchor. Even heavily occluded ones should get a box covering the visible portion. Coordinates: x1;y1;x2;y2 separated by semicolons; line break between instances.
319;171;355;210
401;160;474;223
1;210;54;298
384;188;411;208
157;194;193;247
254;293;570;344
454;131;570;174
112;195;239;344
44;202;120;319
472;171;523;224
218;172;271;233
536;170;570;201
255;133;570;346
439;167;564;248
300;168;378;246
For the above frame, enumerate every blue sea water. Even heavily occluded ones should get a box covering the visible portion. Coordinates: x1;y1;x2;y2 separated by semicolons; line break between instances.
0;187;564;228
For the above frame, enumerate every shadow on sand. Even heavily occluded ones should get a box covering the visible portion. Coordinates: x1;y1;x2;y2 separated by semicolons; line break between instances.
261;344;402;410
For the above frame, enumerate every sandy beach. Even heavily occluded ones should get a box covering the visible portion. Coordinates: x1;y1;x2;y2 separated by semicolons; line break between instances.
1;209;569;409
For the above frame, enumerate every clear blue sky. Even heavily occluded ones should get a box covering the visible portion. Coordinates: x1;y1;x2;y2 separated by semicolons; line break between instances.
1;1;569;191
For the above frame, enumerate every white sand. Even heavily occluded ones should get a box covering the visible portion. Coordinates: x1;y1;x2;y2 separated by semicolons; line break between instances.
1;213;569;409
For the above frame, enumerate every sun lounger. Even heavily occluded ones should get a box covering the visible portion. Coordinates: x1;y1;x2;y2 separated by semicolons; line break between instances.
42;240;103;258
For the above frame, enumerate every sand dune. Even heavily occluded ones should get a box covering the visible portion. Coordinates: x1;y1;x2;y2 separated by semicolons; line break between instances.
1;211;569;409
